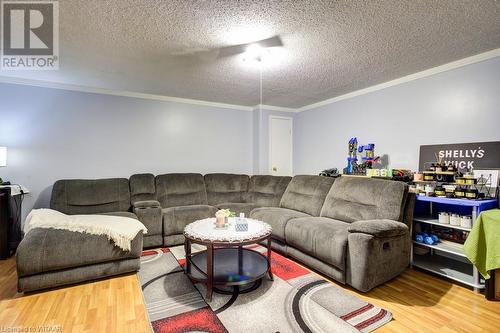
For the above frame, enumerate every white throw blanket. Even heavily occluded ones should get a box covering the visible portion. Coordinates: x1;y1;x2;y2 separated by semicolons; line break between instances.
24;209;148;251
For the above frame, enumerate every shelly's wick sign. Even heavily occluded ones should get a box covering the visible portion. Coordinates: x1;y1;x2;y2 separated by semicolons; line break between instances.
419;141;500;171
1;0;59;70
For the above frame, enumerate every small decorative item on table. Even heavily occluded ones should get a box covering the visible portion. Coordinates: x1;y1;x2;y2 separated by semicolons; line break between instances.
215;209;235;229
235;213;248;232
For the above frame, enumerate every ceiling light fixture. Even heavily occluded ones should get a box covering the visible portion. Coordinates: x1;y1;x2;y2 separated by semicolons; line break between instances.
243;43;270;62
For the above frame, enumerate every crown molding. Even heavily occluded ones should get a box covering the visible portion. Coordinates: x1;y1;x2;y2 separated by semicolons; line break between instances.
0;76;258;111
3;47;499;114
252;104;298;113
297;47;500;112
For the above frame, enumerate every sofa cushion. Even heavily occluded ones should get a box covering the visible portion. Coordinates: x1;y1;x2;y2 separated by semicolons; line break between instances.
250;207;310;242
50;178;131;215
279;175;335;216
204;173;249;205
214;202;258;217
130;173;157;203
285;217;349;271
16;229;143;277
156;173;208;208
320;177;408;223
162;205;218;236
244;175;292;206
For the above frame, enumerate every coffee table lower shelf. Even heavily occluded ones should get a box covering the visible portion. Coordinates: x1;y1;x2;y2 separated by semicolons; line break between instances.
186;247;271;296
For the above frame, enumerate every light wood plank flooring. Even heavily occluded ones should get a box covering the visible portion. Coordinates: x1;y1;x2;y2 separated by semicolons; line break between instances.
1;256;499;332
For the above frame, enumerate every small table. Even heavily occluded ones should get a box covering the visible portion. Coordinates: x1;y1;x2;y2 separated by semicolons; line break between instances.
183;218;273;301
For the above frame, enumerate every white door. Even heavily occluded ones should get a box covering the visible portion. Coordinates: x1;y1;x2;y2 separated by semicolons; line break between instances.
269;116;293;176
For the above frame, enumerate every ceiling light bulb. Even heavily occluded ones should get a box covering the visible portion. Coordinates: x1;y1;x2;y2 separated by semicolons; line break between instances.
244;43;263;62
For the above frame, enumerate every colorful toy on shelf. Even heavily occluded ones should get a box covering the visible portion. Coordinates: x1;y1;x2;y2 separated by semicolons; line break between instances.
346;137;358;174
343;137;380;175
358;143;376;162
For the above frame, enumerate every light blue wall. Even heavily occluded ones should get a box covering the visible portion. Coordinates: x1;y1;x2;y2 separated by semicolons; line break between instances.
294;57;500;174
0;83;254;219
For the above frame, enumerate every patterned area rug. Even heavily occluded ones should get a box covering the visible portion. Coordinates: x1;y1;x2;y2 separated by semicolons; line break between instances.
139;245;392;333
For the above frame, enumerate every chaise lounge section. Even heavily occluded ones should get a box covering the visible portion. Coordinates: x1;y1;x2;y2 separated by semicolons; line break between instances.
17;178;145;292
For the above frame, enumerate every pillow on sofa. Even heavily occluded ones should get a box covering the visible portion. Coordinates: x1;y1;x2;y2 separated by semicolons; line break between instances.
320;177;408;223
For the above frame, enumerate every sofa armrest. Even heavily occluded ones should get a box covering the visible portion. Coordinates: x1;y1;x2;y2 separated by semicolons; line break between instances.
132;200;161;209
348;219;408;238
346;219;410;292
132;201;162;236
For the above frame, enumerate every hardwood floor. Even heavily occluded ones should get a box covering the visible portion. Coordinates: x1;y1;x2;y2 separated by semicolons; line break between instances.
0;258;150;332
1;256;499;332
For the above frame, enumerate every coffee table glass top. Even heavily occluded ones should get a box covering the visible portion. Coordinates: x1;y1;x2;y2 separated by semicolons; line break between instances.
184;218;272;243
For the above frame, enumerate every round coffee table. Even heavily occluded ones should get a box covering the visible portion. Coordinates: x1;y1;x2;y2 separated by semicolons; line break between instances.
183;218;273;301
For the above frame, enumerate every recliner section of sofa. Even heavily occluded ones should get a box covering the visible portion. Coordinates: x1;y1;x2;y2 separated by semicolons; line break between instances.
156;173;218;246
325;177;411;292
280;175;336;216
250;175;335;244
320;176;407;222
259;176;412;292
285;217;349;274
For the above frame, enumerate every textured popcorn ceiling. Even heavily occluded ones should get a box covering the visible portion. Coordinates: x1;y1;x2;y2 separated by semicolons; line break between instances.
3;0;500;108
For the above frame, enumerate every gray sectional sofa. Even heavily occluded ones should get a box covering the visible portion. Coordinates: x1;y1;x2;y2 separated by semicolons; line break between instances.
16;173;414;293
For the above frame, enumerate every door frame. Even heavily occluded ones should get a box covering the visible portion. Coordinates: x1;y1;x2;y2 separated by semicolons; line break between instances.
268;115;293;175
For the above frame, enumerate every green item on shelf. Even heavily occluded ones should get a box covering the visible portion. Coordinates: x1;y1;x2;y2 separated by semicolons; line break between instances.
464;209;500;279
